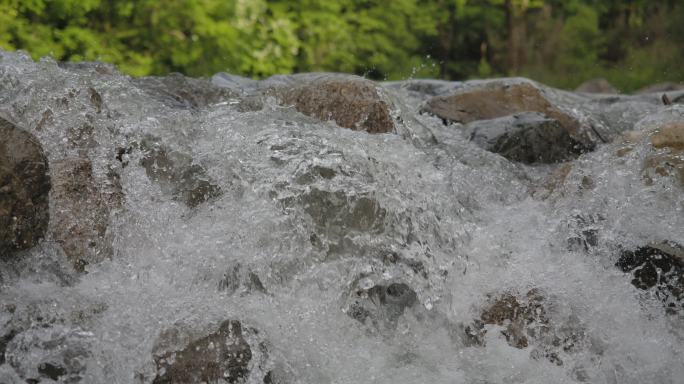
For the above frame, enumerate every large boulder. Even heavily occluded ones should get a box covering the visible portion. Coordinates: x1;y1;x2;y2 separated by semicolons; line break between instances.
278;76;396;134
424;81;581;131
0;117;51;256
465;112;589;163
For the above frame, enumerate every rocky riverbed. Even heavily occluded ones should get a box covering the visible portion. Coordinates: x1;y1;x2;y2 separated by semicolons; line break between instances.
0;50;683;383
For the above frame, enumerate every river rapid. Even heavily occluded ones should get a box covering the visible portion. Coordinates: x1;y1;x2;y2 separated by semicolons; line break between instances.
0;50;683;383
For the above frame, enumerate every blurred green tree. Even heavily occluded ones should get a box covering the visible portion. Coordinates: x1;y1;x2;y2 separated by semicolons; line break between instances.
0;0;681;91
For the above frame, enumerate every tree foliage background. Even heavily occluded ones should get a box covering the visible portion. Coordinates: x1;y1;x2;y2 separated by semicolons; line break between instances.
1;0;682;91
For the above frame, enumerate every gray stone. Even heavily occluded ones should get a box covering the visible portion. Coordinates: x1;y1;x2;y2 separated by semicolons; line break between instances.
466;112;589;163
0;117;51;256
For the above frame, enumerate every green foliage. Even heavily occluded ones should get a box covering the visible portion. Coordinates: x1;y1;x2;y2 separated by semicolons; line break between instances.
0;0;682;90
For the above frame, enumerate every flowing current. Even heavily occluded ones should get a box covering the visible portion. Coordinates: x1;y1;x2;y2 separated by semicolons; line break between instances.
0;51;683;383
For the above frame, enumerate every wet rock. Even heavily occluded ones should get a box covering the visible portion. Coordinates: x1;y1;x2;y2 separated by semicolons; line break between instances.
477;289;549;349
279;77;395;134
616;241;683;314
422;81;591;146
466;112;589;163
301;188;386;234
534;163;573;199
466;289;594;367
642;122;684;186
294;188;386;255
134;73;236;110
0;117;51;256
50;158;113;271
152;320;255;384
5;325;93;383
575;78;618;94
593;101;661;136
140;136;223;208
345;280;418;331
651;122;684;150
565;214;603;252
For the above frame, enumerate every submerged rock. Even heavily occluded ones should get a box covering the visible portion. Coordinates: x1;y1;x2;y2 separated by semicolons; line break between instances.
279;76;396;134
294;188;387;255
466;289;594;367
50;158;113;271
133;73;235;110
152;320;273;384
0;117;51;256
616;241;683;314
140;136;223;208
466;112;589;163
575;78;618;94
345;280;418;331
5;325;94;383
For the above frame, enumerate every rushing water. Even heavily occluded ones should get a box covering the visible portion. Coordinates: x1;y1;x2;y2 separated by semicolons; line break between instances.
0;51;683;384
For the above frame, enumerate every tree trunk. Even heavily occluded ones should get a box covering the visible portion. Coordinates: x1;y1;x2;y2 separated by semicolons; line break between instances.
505;0;528;75
437;1;456;79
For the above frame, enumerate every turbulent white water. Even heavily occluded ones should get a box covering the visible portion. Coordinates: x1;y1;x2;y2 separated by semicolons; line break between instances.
0;51;683;384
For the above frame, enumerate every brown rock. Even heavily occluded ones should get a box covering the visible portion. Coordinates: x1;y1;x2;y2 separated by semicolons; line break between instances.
465;289;594;367
0;117;51;256
642;122;684;186
50;158;112;271
423;82;587;144
153;320;252;384
479;289;548;349
651;122;684;151
280;78;395;134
